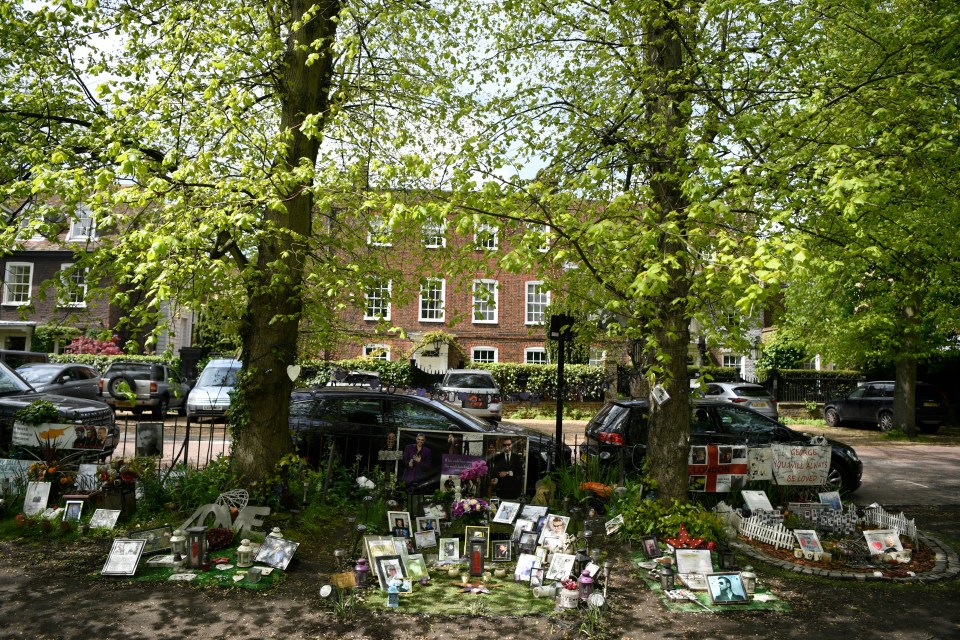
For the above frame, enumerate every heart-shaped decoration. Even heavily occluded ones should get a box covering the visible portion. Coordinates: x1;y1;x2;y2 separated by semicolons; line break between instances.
286;365;301;381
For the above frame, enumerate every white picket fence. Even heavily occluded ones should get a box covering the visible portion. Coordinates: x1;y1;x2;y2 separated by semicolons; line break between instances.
864;505;917;542
737;514;796;550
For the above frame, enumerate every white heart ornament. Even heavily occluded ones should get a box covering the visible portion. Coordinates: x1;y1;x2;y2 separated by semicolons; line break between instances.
286;365;301;381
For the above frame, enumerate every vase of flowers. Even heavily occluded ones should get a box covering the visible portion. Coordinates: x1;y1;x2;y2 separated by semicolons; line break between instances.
451;497;490;525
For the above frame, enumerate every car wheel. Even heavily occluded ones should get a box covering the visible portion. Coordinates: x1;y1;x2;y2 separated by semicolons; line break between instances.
878;411;894;432
108;375;136;400
824;407;840;427
152;397;169;419
825;462;847;493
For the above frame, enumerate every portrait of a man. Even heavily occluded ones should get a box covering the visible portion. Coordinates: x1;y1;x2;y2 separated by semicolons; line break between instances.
707;573;748;604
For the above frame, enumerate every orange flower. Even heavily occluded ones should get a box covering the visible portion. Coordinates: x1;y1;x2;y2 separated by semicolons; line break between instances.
579;482;613;498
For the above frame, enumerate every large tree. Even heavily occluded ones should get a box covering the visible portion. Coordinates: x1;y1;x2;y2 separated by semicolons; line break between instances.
774;0;960;436
0;0;461;479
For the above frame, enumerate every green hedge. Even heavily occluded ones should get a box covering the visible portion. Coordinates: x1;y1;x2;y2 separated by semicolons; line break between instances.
49;353;177;373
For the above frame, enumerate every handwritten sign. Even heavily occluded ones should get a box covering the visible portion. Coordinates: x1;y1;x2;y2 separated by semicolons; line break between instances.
771;445;830;485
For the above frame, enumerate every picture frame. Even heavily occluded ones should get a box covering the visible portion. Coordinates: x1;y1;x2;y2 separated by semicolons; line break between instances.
22;481;51;517
741;490;774;512
88;509;121;530
529;565;545;588
439;537;460;562
538;514;570;543
405;554;429;582
135;421;164;457
640;535;661;559
519;504;548;522
128;525;173;555
414;529;437;549
818;490;843;511
101;538;146;576
254;535;300;570
863;529;903;555
493;501;521;524
464;526;490;557
63;500;83;522
492;540;512;562
794;529;824;553
387;510;412;537
415;516;440;533
364;535;396;562
545;552;576;581
675;548;714;576
604;514;624;536
375;554;407;589
511;518;535;541
392;537;413;557
539;534;563;553
518;531;539;555
514;553;538;582
706;572;749;604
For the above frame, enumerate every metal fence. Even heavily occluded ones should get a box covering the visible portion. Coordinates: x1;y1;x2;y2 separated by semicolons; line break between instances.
757;370;862;403
109;414;231;468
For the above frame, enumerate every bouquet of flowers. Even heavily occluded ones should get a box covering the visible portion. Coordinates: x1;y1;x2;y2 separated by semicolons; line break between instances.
97;458;139;487
459;460;488;482
451;497;490;519
27;462;75;487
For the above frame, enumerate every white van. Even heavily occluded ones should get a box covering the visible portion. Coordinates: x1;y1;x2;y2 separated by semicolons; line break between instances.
186;358;241;421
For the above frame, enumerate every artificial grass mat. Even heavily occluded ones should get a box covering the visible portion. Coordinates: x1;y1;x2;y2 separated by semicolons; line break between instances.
359;577;561;615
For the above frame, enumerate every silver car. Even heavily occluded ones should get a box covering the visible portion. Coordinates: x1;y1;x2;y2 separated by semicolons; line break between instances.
701;382;779;419
16;362;100;400
186;358;241;420
435;369;502;422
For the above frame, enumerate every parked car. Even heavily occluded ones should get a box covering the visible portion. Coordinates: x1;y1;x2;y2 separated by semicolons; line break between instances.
435;369;502;422
699;381;778;419
823;381;950;434
0;360;117;458
326;369;382;388
289;386;567;494
186;358;241;421
581;399;862;492
15;362;100;400
98;361;191;417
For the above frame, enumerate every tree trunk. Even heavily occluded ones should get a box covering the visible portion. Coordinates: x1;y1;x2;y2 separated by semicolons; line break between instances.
893;303;920;437
642;7;693;505
232;0;341;482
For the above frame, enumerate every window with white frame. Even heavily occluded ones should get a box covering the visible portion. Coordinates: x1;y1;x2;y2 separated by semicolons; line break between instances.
472;279;498;324
471;347;498;364
722;354;743;368
363;344;391;361
588;348;606;366
419;278;445;322
2;263;32;305
67;208;97;241
474;223;498;251
59;263;87;307
364;279;391;321
527;222;550;252
525;348;548;364
525;281;549;325
367;217;392;246
423;220;446;248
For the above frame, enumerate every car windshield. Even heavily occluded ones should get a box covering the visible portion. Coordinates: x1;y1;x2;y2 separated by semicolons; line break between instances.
15;365;58;384
197;364;240;387
733;386;771;398
0;361;34;395
587;403;632;435
445;373;497;388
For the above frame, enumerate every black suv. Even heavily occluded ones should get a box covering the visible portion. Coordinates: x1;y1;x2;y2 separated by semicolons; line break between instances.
98;361;191;417
823;381;950;434
289;387;567;494
0;361;117;458
582;399;862;493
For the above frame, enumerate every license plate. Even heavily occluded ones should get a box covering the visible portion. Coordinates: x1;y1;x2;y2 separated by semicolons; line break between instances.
923;401;938;408
751;401;768;408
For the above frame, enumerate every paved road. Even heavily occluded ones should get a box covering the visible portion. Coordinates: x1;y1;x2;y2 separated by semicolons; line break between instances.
852;445;960;506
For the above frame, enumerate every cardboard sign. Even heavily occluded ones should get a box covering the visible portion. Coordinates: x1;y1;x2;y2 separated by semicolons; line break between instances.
687;445;748;492
771;445;830;485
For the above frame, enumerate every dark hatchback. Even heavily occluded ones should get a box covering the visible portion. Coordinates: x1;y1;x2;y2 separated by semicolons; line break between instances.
823;381;950;434
582;399;863;493
289;387;567;494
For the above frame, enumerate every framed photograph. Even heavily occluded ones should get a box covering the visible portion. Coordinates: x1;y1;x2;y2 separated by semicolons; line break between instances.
374;554;407;589
689;445;707;465
392;537;414;557
518;531;538;555
605;514;624;536
864;529;903;555
439;537;460;562
706;572;749;604
492;540;512;562
405;554;429;582
415;516;440;533
545;552;576;581
675;548;714;576
63;500;84;522
135;421;163;457
818;491;843;511
387;511;412;538
254;536;300;570
520;505;548;522
742;490;774;512
89;509;121;530
128;525;173;555
414;530;437;549
511;518;535;541
365;535;396;562
538;514;570;543
493;501;521;524
22;481;51;517
540;534;563;553
641;535;661;559
794;529;824;553
464;526;490;558
514;553;538;581
101;539;146;576
530;565;545;587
